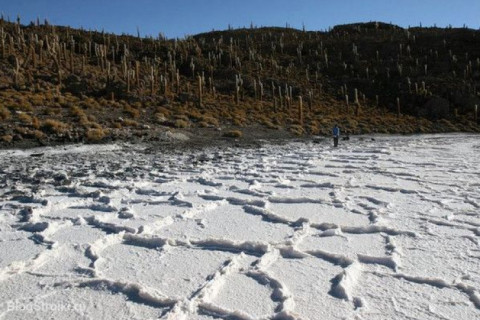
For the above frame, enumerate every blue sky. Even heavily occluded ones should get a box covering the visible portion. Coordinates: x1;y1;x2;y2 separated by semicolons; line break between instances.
1;0;478;38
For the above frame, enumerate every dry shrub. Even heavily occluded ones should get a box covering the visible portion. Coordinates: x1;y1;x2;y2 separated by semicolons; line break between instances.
156;106;171;117
112;122;123;129
132;102;142;109
86;128;106;142
33;130;45;139
154;112;167;124
187;109;203;121
174;119;189;128
200;116;219;127
13;127;45;140
174;114;189;122
289;125;305;136
14;126;29;135
272;116;283;125
32;117;40;129
223;130;243;138
0;106;11;121
45;107;59;116
232;117;245;126
54;95;65;104
124;105;140;118
81;98;100;109
357;121;371;132
30;95;44;106
41;119;69;134
377;126;390;134
437;119;457;130
78;115;90;127
123;119;138;127
144;101;154;108
70;106;86;117
258;115;275;129
61;101;74;109
219;109;231;119
11;101;33;112
43;92;54;101
98;98;110;107
307;123;320;135
1;135;13;143
89;122;103;130
18;113;33;125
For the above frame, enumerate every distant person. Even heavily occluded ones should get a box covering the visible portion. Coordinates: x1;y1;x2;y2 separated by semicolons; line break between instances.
332;124;340;147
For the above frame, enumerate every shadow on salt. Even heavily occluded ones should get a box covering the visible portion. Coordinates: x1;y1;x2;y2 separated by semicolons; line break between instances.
266;202;370;227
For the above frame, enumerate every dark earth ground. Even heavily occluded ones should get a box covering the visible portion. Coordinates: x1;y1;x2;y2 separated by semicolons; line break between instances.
0;125;306;151
3;124;468;156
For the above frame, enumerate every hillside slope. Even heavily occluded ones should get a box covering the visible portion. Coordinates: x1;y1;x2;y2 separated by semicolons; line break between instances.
0;19;479;146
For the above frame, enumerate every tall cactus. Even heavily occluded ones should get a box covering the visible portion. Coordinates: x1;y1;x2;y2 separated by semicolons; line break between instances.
176;69;180;93
272;82;276;112
298;96;304;125
13;56;20;87
235;74;240;105
150;66;155;96
354;88;360;116
81;56;85;75
259;81;263;102
0;28;5;58
198;75;203;106
135;60;140;88
54;53;62;87
308;90;313;110
127;69;131;93
278;86;283;110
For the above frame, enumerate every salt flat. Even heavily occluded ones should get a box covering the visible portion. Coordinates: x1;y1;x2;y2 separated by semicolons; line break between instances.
0;134;479;319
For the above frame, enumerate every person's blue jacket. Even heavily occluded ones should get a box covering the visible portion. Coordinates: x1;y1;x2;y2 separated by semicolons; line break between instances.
333;126;340;137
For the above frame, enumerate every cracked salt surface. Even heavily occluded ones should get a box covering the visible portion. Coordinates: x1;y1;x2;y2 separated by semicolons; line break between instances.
0;134;479;319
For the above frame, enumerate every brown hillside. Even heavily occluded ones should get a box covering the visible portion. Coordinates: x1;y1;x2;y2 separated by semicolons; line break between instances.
0;19;479;146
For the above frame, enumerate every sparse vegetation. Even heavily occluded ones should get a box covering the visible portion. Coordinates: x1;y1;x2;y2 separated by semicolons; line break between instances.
0;106;11;121
86;128;106;142
0;135;13;143
18;113;33;125
123;119;139;127
0;19;479;147
223;130;243;138
41;119;69;134
174;119;190;128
